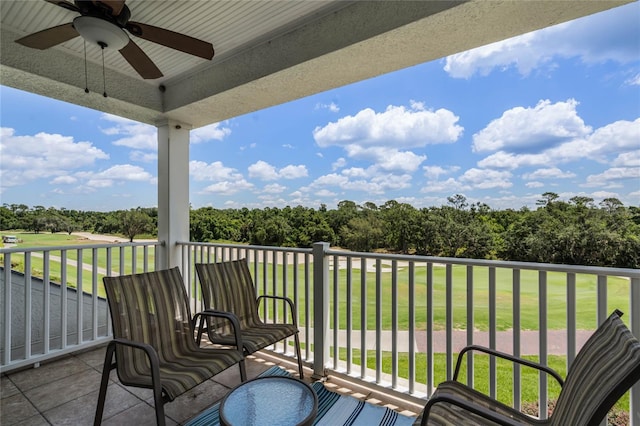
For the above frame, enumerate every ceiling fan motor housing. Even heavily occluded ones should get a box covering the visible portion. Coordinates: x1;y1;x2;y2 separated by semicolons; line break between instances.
73;16;129;49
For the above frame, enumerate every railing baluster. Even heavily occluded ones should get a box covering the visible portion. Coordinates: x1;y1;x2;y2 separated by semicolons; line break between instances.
426;262;434;397
539;270;548;420
392;259;398;389
61;250;68;349
24;253;32;359
445;264;453;380
566;273;576;366
489;266;496;399
376;258;382;384
43;251;50;354
312;242;329;379
304;253;311;361
92;248;99;341
75;249;83;345
360;257;367;379
332;254;339;369
408;261;415;394
3;253;12;365
631;277;640;426
513;268;521;411
346;257;352;374
466;265;474;388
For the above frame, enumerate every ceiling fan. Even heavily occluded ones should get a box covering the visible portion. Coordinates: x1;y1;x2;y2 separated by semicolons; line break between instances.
15;0;214;80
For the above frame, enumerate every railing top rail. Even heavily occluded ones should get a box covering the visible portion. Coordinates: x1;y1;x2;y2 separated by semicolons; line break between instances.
0;240;163;254
178;241;312;255
177;241;638;278
323;248;640;277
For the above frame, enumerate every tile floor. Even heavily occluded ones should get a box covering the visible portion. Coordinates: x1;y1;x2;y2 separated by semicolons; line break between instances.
1;345;423;425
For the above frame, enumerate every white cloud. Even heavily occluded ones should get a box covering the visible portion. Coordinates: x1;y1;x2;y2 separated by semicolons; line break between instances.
526;181;545;188
332;157;347;170
315;189;337;197
421;178;467;194
248;160;308;180
444;3;640;78
263;183;287;194
626;73;640;86
315;102;340;112
279;165;308;179
100;114;156;150
69;164;154;189
50;175;77;185
0;127;109;188
314;103;463;149
522;167;576;180
423;165;460;179
612;151;640;167
130;151;157;163
584;167;640;187
473;99;591;153
201;179;254;195
475;103;639;173
191;122;231;143
343;146;426;172
459;168;513;189
248;160;278;180
190;160;243;182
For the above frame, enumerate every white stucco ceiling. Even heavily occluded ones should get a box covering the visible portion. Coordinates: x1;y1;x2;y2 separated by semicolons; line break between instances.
0;0;632;129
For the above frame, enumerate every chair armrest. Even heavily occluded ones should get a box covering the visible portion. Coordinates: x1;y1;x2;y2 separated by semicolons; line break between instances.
257;295;298;327
453;344;564;387
421;393;523;426
194;309;245;352
107;338;163;397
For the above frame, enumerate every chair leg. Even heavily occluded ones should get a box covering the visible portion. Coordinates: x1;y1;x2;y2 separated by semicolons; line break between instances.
294;332;304;379
239;359;247;382
94;342;117;426
152;376;166;426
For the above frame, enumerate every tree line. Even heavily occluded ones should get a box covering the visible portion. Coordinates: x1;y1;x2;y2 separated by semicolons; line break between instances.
1;193;638;268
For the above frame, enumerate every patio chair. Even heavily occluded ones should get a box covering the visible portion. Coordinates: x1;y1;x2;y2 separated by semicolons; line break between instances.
94;267;247;426
195;258;304;378
418;309;640;426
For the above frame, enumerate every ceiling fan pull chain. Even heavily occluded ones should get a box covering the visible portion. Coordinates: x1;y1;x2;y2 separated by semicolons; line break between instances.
100;42;107;98
83;39;89;94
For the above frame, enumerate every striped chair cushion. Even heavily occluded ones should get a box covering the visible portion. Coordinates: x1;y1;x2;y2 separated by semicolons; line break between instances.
195;259;298;353
415;381;536;425
104;267;244;400
550;310;640;425
418;310;640;426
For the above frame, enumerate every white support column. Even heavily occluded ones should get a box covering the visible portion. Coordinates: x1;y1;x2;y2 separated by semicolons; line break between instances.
157;120;191;270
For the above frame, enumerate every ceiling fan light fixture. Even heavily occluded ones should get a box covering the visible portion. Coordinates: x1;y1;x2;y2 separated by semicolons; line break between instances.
73;16;128;50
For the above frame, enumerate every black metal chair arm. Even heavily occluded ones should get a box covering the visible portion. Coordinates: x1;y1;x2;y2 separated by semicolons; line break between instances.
257;294;298;326
453;344;564;387
194;309;245;352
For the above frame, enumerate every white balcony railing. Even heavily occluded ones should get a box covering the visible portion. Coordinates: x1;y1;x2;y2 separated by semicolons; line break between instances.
179;241;640;424
0;241;161;372
2;240;639;424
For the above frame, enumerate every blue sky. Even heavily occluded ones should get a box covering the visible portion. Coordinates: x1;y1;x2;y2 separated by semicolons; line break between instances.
1;3;639;212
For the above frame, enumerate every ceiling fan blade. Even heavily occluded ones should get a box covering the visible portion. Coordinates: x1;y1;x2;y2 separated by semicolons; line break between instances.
93;0;126;16
44;0;80;13
126;21;214;60
15;23;79;49
120;39;163;79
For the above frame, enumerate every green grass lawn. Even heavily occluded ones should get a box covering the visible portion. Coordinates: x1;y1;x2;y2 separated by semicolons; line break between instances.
252;261;631;331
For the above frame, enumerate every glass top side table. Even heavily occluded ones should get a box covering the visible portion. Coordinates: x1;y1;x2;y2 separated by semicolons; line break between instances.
219;376;318;426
